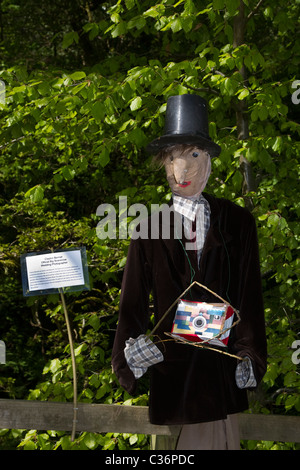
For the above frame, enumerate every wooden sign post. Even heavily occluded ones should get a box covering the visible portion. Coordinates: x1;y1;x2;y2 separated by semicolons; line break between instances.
20;247;90;440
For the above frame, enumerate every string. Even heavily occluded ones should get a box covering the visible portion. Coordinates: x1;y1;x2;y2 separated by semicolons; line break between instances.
218;217;232;304
147;207;244;361
176;224;195;287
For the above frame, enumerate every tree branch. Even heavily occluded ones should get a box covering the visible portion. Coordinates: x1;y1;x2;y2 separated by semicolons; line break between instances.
233;1;257;209
247;0;265;22
0;135;27;150
183;82;220;97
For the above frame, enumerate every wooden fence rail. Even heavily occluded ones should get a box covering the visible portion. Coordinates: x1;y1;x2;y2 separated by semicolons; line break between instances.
0;399;299;449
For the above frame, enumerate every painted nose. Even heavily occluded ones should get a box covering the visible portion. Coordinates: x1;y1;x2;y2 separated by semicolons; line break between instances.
173;161;188;184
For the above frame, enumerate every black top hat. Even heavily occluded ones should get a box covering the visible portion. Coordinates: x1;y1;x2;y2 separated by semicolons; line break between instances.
146;94;221;157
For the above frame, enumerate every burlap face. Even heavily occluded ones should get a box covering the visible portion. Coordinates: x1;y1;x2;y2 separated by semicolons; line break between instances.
163;146;211;198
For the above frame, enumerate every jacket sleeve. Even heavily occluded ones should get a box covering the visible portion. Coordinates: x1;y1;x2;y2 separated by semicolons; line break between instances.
111;236;153;395
232;211;267;386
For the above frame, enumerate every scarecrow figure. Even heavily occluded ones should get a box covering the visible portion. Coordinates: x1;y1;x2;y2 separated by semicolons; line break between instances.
112;95;267;450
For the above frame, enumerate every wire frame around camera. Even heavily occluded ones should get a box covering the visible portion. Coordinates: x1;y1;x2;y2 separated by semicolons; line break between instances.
148;280;245;361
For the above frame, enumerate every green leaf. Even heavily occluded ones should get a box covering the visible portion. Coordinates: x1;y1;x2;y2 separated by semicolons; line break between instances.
91;101;106;121
25;185;44;203
37;82;51;96
213;0;225;9
88;315;100;331
62;166;76;181
129;434;138;445
24;440;37;450
89;373;101;388
83;433;98;450
221;77;236;96
125;0;135;9
180;16;193;33
71;81;88;95
127;127;146;146
171;18;182;33
267;213;280;227
49;358;61;374
225;0;240;16
99;147;110;167
74;343;87;356
127;16;146;30
237;89;250;100
69;71;86;81
284;371;298;387
130;96;142;111
272;136;283;153
111;22;126;38
144;5;165;18
119;257;127;268
258;106;268;120
62;31;79;49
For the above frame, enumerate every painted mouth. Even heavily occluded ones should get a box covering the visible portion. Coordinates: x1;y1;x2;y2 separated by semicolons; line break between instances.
178;181;191;188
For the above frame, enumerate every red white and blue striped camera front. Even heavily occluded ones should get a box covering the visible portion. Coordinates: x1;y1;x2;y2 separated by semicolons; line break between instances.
171;299;235;347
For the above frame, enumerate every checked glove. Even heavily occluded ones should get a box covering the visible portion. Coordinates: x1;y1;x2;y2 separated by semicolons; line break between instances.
124;334;164;379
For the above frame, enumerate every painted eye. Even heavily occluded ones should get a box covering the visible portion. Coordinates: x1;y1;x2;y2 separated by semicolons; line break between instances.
192;152;199;158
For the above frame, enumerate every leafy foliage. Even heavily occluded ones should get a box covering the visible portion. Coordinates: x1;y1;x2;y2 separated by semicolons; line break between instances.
0;0;299;450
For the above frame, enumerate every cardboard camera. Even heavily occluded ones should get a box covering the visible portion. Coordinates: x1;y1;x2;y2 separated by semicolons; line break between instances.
170;299;235;347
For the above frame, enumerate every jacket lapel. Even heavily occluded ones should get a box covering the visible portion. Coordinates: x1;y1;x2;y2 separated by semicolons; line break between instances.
156;194;233;289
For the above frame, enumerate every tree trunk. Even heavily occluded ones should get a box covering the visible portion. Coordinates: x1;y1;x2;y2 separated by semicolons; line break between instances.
233;1;257;208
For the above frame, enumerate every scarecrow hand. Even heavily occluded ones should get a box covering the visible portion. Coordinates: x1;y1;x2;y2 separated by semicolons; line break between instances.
124;334;164;379
235;356;257;389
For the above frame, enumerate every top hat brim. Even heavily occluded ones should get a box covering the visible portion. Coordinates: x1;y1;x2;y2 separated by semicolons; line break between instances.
146;133;221;158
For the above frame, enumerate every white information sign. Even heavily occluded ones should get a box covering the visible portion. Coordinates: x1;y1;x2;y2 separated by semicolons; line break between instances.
21;247;90;296
26;251;84;291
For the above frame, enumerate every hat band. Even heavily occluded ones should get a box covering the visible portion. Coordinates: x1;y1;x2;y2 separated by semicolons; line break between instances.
163;131;212;141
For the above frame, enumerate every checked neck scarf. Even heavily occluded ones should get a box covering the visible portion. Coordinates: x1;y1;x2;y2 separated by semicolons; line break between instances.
173;194;211;263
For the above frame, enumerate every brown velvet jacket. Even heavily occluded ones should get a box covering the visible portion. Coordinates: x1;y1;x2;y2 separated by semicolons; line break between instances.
112;193;267;425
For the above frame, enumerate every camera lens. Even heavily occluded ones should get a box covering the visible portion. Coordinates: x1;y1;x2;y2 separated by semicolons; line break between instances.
192;316;206;330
